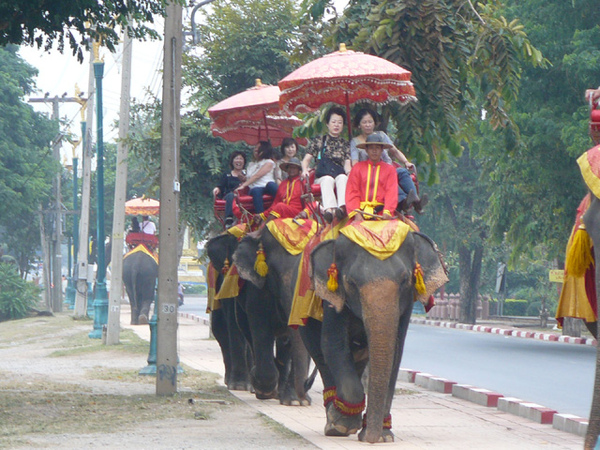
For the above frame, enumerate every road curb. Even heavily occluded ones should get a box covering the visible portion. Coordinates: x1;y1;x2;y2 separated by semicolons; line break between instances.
178;312;210;325
410;317;598;346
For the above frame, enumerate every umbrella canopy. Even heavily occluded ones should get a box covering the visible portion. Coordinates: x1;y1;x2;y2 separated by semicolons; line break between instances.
208;79;306;146
125;197;160;216
278;44;417;117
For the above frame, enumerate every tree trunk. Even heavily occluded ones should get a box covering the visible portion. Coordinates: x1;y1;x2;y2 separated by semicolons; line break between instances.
458;243;483;324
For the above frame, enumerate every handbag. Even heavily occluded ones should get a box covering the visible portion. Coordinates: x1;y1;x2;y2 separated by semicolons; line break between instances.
315;136;345;179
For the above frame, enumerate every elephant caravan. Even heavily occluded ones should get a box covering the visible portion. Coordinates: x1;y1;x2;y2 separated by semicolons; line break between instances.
207;215;448;443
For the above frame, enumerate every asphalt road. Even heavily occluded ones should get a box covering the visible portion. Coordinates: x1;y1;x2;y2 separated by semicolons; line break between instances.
402;323;596;418
177;296;596;419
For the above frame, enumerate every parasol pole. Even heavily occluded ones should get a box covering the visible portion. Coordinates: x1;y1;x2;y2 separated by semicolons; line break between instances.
345;91;352;139
262;110;270;142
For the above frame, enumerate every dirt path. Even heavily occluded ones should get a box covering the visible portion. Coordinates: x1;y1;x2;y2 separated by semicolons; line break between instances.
0;313;316;449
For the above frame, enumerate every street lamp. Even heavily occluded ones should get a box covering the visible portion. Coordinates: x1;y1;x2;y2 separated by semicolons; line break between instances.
89;41;109;339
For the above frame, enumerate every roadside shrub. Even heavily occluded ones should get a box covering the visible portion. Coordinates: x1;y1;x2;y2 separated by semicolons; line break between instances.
0;262;41;321
183;283;207;295
526;301;542;317
503;298;528;316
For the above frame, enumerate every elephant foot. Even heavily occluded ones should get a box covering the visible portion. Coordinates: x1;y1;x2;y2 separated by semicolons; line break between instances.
138;314;149;325
358;427;394;443
130;319;139;325
325;403;361;436
227;381;252;392
278;385;312;406
255;388;278;400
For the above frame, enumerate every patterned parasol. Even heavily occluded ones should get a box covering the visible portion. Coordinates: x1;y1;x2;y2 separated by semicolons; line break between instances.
125;197;160;216
278;44;417;136
208;79;306;146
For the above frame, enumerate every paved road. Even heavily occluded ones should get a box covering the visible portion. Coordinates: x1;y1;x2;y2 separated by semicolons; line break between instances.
176;296;596;418
402;323;596;418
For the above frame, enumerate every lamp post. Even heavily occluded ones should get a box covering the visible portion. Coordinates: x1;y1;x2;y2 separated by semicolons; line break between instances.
89;42;109;339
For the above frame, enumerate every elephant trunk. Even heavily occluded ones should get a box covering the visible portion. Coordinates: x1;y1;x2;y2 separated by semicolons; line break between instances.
360;279;400;443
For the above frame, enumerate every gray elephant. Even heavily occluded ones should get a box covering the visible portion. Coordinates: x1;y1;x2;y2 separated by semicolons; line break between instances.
575;147;600;449
122;246;158;325
309;228;448;443
234;226;314;406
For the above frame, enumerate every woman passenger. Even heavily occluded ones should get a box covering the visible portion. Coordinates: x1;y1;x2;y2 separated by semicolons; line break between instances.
213;150;247;228
235;141;278;214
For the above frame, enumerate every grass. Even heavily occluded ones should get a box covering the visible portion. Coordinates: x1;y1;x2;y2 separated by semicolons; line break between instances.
0;313;238;447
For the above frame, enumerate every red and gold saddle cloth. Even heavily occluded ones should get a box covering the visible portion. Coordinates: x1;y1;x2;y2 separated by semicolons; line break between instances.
124;244;158;265
556;194;597;326
288;219;347;328
339;219;411;261
266;218;319;255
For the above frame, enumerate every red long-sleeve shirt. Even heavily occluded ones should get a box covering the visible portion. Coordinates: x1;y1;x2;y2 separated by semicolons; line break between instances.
346;160;398;218
261;175;305;219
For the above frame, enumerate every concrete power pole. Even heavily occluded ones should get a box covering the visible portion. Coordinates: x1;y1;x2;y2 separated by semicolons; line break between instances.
156;2;182;396
106;29;133;345
29;95;85;312
74;48;97;317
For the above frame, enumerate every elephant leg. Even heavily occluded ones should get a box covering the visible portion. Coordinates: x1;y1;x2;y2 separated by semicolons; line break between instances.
245;287;279;399
211;307;233;386
124;284;138;325
224;300;252;391
274;335;294;404
289;328;312;406
321;304;364;436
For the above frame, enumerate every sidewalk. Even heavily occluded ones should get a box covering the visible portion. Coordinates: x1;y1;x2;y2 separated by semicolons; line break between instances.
124;309;585;449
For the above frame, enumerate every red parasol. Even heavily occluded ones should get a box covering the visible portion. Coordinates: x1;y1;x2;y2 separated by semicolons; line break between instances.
125;197;160;216
278;44;417;136
208;79;306;147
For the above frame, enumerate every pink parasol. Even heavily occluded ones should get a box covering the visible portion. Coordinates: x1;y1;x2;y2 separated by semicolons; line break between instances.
208;79;306;146
125;197;160;216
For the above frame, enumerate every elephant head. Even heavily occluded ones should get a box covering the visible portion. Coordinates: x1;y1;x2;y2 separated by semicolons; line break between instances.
310;230;448;443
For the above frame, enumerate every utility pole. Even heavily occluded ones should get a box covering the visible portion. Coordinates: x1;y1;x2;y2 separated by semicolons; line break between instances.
29;94;85;312
156;2;182;396
75;44;96;318
107;28;133;345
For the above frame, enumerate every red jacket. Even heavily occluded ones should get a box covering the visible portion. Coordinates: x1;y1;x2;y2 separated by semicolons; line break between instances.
261;175;305;219
346;160;398;218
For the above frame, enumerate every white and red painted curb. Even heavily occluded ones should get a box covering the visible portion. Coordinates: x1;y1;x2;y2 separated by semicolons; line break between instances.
399;368;588;437
178;312;210;325
410;317;598;346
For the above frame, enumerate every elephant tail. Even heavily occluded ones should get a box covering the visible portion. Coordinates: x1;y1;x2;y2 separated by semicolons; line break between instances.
304;365;319;393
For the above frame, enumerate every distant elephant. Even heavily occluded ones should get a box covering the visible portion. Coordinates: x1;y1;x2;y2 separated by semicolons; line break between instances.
234;227;314;406
309;228;448;443
206;233;253;391
122;245;158;325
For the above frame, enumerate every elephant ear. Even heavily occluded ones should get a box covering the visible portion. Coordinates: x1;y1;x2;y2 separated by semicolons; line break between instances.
412;232;449;303
233;234;266;289
310;240;346;313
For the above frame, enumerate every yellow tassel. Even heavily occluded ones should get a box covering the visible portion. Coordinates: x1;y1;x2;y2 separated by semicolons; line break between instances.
327;263;339;292
414;263;426;295
254;243;269;277
222;257;230;275
565;225;594;277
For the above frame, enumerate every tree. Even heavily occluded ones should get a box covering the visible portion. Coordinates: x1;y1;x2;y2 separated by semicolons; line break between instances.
484;0;600;262
0;1;172;61
0;45;57;276
328;0;545;184
130;0;303;238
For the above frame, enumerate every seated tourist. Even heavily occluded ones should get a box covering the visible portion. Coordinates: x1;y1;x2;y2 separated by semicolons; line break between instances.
346;132;399;220
257;157;305;222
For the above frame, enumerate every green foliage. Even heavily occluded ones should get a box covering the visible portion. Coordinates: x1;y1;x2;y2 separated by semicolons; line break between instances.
0;45;57;274
483;0;600;261
503;299;528;316
326;0;545;184
0;262;41;321
183;283;207;295
0;0;174;62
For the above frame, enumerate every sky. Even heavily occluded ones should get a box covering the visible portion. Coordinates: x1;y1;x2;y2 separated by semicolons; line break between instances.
19;1;350;164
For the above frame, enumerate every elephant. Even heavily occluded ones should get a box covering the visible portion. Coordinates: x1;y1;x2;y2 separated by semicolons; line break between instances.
581;194;600;449
205;233;253;391
207;231;309;404
122;245;158;325
307;229;448;443
233;227;314;406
